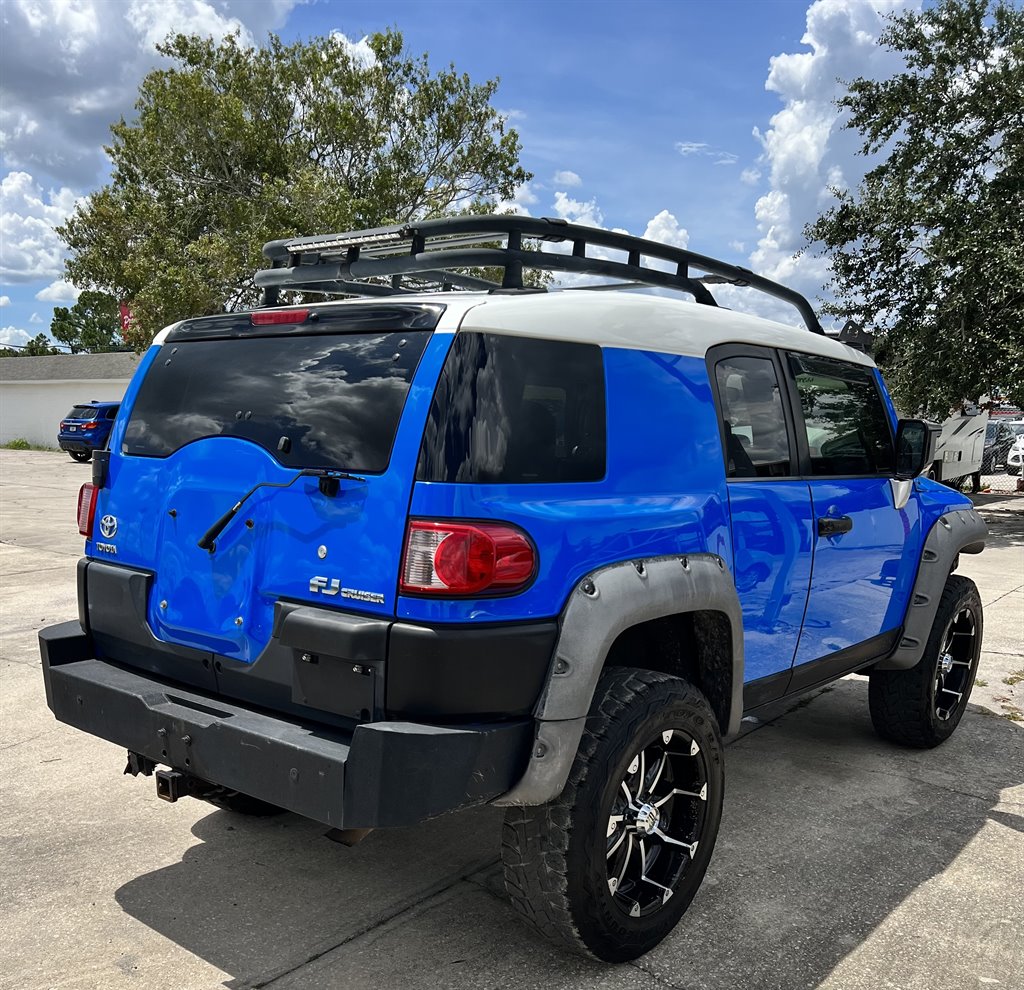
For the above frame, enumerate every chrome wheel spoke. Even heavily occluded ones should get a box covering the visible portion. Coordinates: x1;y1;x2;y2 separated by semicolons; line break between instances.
608;832;636;894
645;750;669;799
607;826;628;859
653;782;707;808
638;838;675;904
652;825;698;857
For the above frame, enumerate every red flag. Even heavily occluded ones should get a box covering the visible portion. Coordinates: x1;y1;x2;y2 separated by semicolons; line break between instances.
118;303;133;334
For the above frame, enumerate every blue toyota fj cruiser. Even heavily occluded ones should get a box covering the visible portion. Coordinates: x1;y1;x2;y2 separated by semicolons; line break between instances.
39;216;987;961
57;400;120;462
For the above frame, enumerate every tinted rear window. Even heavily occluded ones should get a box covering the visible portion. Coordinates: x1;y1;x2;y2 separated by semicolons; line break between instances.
417;332;606;484
124;332;431;472
66;406;98;420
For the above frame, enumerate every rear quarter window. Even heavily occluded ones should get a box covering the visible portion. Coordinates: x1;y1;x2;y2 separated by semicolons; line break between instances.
417;332;606;484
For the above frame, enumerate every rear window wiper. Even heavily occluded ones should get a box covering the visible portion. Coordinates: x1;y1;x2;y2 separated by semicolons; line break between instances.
198;468;365;553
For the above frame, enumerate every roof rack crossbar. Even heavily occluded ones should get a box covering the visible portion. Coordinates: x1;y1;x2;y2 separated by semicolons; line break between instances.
258;215;825;334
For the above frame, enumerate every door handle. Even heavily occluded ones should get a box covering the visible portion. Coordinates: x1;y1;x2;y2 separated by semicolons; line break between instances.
818;515;853;537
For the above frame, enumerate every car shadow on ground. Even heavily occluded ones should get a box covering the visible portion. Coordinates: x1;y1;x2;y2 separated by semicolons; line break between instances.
115;680;1023;990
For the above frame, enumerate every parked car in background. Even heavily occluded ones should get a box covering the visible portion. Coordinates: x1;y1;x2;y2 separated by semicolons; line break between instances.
982;419;1016;473
57;401;119;462
1005;421;1024;475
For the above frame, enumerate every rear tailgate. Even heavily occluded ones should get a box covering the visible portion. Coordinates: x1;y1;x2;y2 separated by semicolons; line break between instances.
87;303;447;682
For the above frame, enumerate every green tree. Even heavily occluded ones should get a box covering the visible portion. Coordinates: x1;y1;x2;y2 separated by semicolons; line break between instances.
50;291;123;353
22;334;61;355
59;30;530;349
805;0;1024;413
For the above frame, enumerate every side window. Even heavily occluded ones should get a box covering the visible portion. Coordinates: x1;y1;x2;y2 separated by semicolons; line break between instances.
106;407;118;420
715;356;792;478
417;332;606;484
787;354;894;476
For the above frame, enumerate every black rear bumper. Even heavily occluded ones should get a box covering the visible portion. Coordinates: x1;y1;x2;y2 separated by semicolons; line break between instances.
58;438;94;453
40;620;532;828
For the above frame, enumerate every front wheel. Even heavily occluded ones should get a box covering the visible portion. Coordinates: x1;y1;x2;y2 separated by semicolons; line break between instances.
868;574;982;748
502;668;724;961
68;449;92;463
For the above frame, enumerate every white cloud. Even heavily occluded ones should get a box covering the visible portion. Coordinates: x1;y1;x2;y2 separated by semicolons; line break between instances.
0;296;10;307
0;0;301;186
676;141;739;166
729;240;746;254
675;142;710;156
0;325;32;347
740;0;918;324
643;210;689;251
0;171;81;283
35;280;81;302
713;154;739;166
497;181;539;216
29;312;43;323
552;191;603;228
125;0;254;52
552;170;582;188
327;31;378;69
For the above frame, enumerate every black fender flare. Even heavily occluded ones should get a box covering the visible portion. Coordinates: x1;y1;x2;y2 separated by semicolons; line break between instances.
495;553;743;807
875;507;987;671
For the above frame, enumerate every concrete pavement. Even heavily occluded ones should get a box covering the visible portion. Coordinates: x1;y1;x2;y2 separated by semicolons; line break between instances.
1;450;1021;990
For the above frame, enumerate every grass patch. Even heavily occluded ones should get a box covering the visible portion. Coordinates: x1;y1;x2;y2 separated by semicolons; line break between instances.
2;439;56;451
1002;670;1024;687
975;678;988;687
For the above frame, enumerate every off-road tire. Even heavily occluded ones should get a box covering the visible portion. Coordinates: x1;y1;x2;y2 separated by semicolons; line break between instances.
869;575;982;748
502;667;724;962
69;450;92;463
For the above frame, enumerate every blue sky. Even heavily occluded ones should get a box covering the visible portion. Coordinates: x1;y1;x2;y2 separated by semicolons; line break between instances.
0;0;914;345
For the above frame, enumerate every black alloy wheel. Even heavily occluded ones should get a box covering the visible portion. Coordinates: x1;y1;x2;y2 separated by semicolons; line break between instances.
605;728;710;917
503;668;724;961
933;606;978;722
869;574;983;748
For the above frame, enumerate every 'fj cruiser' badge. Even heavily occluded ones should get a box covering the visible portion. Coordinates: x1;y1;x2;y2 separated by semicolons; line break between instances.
310;575;385;605
99;514;118;539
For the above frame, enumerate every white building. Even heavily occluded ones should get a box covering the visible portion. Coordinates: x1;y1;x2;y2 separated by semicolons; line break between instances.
0;353;140;448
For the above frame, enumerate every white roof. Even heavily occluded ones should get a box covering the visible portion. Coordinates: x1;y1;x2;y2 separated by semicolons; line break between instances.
458;291;874;365
155;290;874;367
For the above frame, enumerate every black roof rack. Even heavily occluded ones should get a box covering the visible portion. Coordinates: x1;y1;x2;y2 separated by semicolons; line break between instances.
256;215;825;335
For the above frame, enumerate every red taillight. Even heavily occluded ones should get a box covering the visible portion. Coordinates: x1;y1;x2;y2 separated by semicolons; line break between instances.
251;309;309;326
83;422;98;430
77;483;98;538
400;520;536;596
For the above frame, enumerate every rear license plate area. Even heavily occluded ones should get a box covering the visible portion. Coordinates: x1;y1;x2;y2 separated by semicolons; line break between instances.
291;652;379;721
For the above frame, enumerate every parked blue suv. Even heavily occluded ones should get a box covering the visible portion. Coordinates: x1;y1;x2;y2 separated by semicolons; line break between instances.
39;217;987;962
57;400;119;462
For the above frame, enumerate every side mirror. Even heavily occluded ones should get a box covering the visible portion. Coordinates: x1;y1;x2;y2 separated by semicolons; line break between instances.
895;419;939;479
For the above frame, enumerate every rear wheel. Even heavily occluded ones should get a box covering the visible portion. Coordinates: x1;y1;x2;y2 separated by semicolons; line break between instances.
502;668;724;961
868;575;982;748
68;450;92;463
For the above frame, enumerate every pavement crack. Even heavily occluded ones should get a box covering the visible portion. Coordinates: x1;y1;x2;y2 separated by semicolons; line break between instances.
813;759;1011;805
629;958;690;989
250;854;499;988
985;585;1024;608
